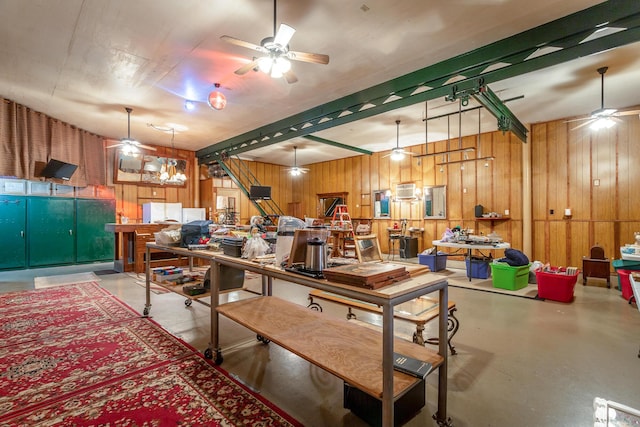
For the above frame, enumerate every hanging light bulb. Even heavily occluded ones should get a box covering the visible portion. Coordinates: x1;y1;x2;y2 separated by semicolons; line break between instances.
275;57;291;73
208;83;227;110
258;56;273;73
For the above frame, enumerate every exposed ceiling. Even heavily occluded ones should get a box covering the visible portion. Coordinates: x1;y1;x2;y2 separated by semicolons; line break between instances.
2;0;640;169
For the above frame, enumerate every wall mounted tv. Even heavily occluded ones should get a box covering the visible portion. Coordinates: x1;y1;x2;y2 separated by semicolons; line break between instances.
41;159;78;181
249;185;271;200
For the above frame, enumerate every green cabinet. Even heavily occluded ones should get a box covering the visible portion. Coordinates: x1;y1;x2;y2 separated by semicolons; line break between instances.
0;196;27;269
76;199;115;263
27;197;76;267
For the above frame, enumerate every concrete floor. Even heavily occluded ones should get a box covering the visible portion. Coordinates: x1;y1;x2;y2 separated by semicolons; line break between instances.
1;261;638;427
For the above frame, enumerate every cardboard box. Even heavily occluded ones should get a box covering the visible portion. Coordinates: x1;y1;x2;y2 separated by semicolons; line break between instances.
536;268;579;302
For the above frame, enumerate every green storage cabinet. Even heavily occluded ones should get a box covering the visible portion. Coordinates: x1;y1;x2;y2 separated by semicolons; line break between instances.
27;197;76;267
0;196;27;269
76;199;115;263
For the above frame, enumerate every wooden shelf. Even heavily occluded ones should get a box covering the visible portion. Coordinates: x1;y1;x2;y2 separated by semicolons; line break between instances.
217;296;443;399
475;216;510;222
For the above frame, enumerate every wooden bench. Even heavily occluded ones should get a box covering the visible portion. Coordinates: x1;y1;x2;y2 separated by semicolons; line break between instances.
307;289;459;355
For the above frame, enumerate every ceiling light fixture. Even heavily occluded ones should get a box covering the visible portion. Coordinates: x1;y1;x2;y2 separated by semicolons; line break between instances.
390;120;406;161
184;100;196;111
208;83;227;110
148;124;187;185
287;146;309;176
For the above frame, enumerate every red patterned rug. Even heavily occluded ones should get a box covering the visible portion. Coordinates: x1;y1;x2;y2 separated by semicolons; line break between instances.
0;282;302;427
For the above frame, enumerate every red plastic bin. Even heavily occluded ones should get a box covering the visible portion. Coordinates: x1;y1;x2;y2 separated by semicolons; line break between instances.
617;269;634;302
536;268;579;302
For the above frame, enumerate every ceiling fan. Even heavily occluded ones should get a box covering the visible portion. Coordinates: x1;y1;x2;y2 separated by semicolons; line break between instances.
567;67;640;130
383;120;416;160
106;107;156;152
284;146;309;176
220;0;329;84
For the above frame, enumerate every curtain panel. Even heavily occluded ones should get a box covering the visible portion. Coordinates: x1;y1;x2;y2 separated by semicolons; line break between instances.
0;97;106;187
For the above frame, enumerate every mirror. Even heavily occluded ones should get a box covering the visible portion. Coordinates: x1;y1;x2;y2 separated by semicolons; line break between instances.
317;192;347;218
373;190;391;218
114;152;187;187
424;185;446;218
354;234;384;263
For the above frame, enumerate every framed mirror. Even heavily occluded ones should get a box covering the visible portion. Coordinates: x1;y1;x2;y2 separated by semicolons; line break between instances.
373;189;391;218
114;151;187;187
424;185;446;219
317;192;347;218
354;234;384;263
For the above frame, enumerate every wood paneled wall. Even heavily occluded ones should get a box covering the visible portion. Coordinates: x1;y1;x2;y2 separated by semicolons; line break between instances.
108;110;639;270
241;130;524;257
531;113;640;268
235;110;639;268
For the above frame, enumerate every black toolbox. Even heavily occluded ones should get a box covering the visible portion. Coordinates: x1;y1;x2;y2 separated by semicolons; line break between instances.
180;220;212;247
221;236;244;257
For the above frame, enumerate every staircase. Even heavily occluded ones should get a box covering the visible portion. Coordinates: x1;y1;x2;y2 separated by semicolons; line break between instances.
216;156;285;225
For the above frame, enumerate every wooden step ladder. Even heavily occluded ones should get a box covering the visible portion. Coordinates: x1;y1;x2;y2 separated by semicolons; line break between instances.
331;205;353;230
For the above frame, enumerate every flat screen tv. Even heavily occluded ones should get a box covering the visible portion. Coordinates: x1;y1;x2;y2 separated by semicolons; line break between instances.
41;159;78;181
249;185;271;200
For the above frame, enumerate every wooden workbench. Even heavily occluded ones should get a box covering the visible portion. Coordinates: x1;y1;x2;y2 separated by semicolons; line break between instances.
143;244;452;427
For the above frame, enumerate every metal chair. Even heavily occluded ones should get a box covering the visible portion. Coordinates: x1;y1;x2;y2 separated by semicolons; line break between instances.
582;245;611;288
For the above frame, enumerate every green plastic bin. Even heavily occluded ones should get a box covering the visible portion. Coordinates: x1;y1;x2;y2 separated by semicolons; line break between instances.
490;262;530;291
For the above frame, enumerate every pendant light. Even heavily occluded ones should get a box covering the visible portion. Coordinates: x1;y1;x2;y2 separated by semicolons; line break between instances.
208;83;227;110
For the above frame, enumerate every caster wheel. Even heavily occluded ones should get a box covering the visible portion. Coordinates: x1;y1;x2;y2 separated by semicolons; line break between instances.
204;348;213;359
214;353;223;365
185;299;192;307
143;307;150;316
257;334;271;344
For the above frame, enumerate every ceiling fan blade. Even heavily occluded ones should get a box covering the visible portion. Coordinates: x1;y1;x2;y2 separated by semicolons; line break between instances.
283;70;298;84
288;50;330;65
220;35;267;53
615;109;640;116
564;117;592;123
105;143;123;149
274;23;295;47
135;143;157;151
571;119;595;130
235;59;259;75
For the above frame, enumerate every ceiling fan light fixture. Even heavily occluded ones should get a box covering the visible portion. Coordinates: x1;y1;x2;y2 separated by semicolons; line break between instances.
590;117;615;130
258;56;273;73
390;149;405;161
184;100;196;111
275;56;291;73
289;167;302;176
208;83;226;110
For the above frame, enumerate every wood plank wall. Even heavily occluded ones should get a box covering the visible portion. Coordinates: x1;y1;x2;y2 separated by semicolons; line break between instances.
239;129;524;258
110;111;640;270
531;113;640;269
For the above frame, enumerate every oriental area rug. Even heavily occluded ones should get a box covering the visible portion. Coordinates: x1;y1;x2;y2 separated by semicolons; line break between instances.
0;282;302;427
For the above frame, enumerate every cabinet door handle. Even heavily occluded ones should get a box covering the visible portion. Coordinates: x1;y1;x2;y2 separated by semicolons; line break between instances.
69;229;73;236
21;230;24;238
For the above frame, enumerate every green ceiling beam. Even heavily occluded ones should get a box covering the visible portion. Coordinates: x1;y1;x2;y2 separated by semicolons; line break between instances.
197;0;640;163
302;135;373;155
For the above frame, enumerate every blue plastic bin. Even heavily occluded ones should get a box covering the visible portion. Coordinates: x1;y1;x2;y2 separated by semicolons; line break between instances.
465;256;491;279
418;252;447;272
